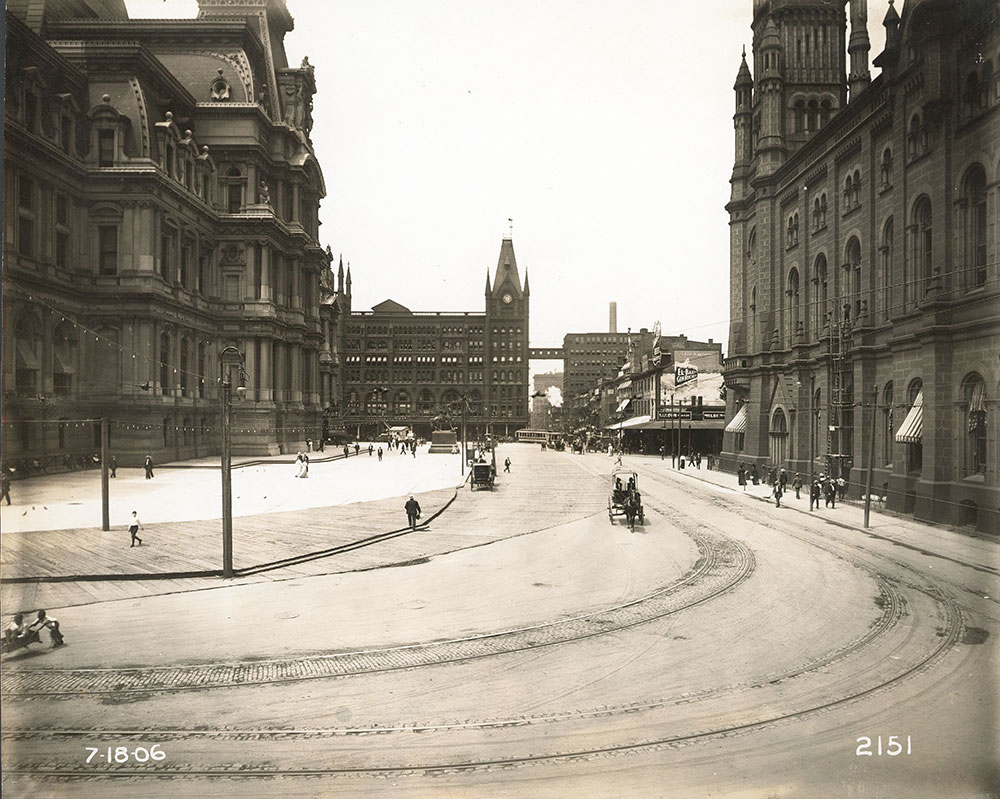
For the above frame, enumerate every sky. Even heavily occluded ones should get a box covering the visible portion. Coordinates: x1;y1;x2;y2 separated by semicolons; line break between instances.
127;0;891;363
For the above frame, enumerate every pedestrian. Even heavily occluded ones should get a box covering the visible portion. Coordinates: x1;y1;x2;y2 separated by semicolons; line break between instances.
294;452;303;477
368;444;373;457
318;437;325;452
354;443;360;456
751;464;759;485
1;471;10;505
836;475;847;501
404;494;421;530
377;447;383;461
824;478;837;509
659;445;665;460
695;452;702;469
773;480;783;508
110;455;117;478
343;444;350;458
737;464;747;491
29;610;64;647
504;457;511;473
411;443;416;458
679;454;686;470
768;466;777;487
810;481;822;510
302;452;310;478
792;473;803;499
143;454;154;479
779;469;788;492
127;510;144;547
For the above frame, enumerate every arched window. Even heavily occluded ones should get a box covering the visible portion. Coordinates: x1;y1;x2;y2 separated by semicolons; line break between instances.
52;320;78;396
880;218;894;320
417;389;434;415
814;254;829;330
905;379;923;473
180;337;190;396
852;169;861;207
812;197;822;230
820;193;828;226
845;237;862;321
793;99;806;133
394;390;411;415
347;390;359;414
963;374;987;476
820;98;832;127
787;268;801;342
159;332;172;395
882;382;894;465
226;166;243;214
880;147;893;189
912;197;933;295
843;174;853;209
441;389;460;413
807;98;819;131
907;114;926;158
15;314;42;394
365;389;387;416
961;165;987;288
769;408;788;466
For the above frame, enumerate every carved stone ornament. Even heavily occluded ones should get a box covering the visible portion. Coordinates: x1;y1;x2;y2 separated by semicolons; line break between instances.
222;243;244;263
211;69;231;101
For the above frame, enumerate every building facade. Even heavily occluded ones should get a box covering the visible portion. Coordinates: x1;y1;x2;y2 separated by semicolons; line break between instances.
2;0;332;468
563;332;633;430
721;0;999;533
530;372;563;430
332;238;530;439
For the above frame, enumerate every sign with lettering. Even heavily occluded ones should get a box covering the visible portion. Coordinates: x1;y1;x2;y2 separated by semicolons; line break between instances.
675;364;698;386
652;321;662;366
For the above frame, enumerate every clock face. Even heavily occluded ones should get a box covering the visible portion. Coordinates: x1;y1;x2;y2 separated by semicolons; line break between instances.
502;293;513;304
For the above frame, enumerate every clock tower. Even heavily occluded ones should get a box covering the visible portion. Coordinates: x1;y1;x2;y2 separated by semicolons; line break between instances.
485;237;530;434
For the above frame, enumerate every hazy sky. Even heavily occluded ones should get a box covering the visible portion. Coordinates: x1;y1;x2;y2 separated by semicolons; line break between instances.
127;0;891;358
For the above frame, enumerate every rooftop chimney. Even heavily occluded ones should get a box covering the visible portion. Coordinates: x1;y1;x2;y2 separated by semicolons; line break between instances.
609;302;617;334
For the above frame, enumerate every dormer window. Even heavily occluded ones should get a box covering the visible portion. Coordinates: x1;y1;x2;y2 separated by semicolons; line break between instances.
98;129;115;167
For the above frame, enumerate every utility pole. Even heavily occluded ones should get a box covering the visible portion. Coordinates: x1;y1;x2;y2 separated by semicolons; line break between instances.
808;374;815;511
863;386;878;528
100;417;110;531
219;346;244;578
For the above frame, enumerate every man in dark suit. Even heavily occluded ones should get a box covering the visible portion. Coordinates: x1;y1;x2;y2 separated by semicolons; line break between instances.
404;495;421;530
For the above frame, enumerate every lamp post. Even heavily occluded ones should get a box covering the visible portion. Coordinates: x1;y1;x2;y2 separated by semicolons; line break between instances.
219;345;246;578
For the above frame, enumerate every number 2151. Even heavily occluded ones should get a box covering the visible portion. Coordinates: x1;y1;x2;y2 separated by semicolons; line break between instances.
856;735;911;756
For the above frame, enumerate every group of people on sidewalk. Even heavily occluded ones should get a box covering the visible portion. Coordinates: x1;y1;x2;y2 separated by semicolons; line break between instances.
736;462;849;510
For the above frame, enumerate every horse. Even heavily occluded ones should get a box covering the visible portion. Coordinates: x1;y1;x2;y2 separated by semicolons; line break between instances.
623;491;642;530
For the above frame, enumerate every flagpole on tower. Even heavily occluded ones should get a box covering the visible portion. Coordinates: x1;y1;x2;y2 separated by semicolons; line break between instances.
508;217;513;238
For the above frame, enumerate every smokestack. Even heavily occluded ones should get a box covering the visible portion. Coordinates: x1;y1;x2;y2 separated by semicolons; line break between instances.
609;302;617;334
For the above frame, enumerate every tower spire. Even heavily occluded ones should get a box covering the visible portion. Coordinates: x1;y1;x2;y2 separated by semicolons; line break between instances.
848;0;872;100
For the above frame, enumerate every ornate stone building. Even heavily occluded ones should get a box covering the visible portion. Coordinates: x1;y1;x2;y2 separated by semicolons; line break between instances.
2;0;332;466
329;238;531;440
721;0;998;533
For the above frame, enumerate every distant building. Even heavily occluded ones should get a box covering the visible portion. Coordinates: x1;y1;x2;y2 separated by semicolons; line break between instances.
332;238;530;439
721;0;998;533
530;372;563;430
2;0;331;467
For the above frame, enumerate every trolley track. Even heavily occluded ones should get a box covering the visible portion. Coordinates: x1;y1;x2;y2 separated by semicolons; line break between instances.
2;459;972;782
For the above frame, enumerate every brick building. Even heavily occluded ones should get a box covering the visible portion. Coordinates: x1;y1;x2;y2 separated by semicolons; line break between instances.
331;238;530;439
721;0;998;532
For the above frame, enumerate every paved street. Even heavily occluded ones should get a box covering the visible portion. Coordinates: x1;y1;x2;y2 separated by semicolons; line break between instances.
1;445;998;798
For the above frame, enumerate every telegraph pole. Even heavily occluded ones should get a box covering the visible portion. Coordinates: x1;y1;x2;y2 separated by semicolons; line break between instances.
100;417;110;531
863;386;878;528
219;346;244;578
808;374;815;511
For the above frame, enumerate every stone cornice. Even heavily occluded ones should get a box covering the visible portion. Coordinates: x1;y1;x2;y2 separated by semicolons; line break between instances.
46;19;264;59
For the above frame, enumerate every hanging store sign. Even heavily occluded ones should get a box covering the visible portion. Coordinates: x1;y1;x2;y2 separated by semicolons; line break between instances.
652;320;662;367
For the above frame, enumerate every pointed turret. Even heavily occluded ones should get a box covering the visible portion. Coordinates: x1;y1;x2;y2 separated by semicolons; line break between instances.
731;46;753;202
491;238;523;299
345;263;352;295
337;255;344;293
848;0;872;100
485;268;492;295
874;0;901;70
523;269;530;296
755;16;786;176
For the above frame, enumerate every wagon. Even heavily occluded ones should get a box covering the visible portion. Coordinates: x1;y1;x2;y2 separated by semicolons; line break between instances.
470;462;496;491
608;467;644;528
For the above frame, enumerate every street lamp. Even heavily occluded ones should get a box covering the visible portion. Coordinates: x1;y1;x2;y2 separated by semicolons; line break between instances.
219;345;246;578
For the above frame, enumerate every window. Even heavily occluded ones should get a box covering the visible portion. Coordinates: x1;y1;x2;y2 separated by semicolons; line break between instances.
906;380;923;473
180;338;190;397
55;195;70;267
912;197;933;294
880;148;893;189
96;226;118;275
963;374;987;476
962;166;987;289
395;391;411;415
882;382;894;465
226;167;243;213
787;268;801;341
880;218;894;320
180;241;191;288
17;176;35;257
907;114;927;158
98;129;115;167
160;228;174;281
814;254;829;330
61;117;73;154
24;92;38;131
845;237;862;321
53;321;78;396
160;332;171;394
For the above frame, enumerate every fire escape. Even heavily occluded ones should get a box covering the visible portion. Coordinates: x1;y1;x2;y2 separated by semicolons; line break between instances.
826;309;854;479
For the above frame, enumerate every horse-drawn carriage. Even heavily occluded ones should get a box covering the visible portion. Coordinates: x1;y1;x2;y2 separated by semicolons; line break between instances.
470;461;496;491
608;467;644;528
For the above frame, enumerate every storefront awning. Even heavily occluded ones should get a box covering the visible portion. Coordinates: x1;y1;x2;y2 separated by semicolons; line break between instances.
615;398;632;413
895;390;923;444
618;380;632;390
968;382;986;431
724;405;748;434
607;414;651;431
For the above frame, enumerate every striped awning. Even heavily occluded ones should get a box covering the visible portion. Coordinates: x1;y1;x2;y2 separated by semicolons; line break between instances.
724;404;749;434
616;398;632;413
618;380;632;390
895;390;923;443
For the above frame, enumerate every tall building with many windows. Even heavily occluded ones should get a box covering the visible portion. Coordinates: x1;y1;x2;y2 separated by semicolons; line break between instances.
721;0;998;533
2;0;332;466
333;238;530;439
